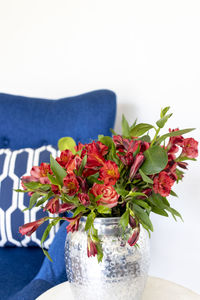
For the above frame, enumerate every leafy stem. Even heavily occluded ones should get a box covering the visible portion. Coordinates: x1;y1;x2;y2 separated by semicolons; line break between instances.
150;127;160;147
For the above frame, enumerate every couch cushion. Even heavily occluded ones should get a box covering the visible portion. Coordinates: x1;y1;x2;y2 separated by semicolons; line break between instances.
0;145;60;248
0;247;44;300
0;90;116;150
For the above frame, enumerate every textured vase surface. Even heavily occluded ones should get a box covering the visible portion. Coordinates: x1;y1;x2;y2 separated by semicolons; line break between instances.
65;217;150;300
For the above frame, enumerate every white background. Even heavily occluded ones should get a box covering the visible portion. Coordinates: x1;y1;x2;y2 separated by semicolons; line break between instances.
0;0;200;294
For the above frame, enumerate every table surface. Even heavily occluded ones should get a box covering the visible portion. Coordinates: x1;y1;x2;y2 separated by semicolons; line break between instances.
37;276;200;300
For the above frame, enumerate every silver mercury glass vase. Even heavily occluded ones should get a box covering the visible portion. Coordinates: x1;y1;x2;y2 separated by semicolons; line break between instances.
65;217;150;300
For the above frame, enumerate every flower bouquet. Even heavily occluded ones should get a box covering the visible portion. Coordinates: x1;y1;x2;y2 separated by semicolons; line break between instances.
18;107;198;262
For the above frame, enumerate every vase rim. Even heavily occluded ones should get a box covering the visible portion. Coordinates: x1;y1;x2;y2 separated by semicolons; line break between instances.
81;216;121;225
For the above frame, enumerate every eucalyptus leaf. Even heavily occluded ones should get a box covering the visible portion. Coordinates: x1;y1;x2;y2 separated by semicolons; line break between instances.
141;146;168;175
58;137;76;154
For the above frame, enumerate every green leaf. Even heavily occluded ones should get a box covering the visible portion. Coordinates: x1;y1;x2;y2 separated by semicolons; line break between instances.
87;173;103;185
95;194;103;202
14;189;27;193
96;243;103;263
165;207;183;221
156;113;173;128
73;206;87;217
141;145;168;175
77;155;87;176
110;128;117;136
139;135;151;143
133;199;151;211
176;156;197;162
132;204;153;231
139;169;153;184
160;106;170;118
29;193;41;209
114;187;129;197
47;174;59;185
119;209;130;231
151;206;169;217
157;128;195;144
121;114;130;137
23;182;41;189
38;184;51;192
98;136;114;149
50;155;67;186
149;193;167;210
128;191;148;198
42;249;53;262
41;219;60;246
85;211;96;231
130;123;154;137
170;190;178;197
97;206;111;214
57;137;76;154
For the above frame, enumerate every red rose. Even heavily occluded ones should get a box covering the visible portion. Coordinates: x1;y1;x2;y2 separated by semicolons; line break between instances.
90;183;119;208
181;138;198;158
19;218;46;236
99;160;120;186
153;171;175;197
63;173;79;196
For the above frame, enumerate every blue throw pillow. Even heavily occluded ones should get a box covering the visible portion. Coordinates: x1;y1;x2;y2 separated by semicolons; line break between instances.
0;90;116;150
0;145;60;248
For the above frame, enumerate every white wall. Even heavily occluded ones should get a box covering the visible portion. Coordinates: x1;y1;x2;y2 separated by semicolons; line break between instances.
0;0;200;294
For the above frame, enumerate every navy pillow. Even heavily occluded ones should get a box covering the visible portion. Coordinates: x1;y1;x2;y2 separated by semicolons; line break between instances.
0;146;60;248
0;90;116;150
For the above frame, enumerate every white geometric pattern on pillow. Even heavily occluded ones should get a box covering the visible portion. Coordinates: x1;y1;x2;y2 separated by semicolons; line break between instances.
0;145;60;249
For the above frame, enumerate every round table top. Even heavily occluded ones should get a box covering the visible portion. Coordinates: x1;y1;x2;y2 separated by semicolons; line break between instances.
37;276;200;300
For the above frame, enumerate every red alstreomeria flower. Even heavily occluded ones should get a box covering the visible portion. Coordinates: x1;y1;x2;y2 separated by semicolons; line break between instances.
64;214;82;233
19;218;46;236
181;138;198;159
63;173;79;196
153;171;175;197
87;236;98;257
30;163;53;184
99;160;120;186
